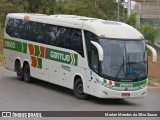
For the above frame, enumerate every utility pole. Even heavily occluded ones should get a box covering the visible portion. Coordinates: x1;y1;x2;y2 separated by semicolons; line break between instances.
118;0;120;21
127;0;131;16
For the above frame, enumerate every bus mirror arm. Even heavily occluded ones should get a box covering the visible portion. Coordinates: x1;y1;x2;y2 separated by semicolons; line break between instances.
146;44;157;63
91;41;104;61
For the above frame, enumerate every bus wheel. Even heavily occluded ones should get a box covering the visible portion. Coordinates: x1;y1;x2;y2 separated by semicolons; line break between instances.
73;78;89;100
16;62;23;81
23;64;32;83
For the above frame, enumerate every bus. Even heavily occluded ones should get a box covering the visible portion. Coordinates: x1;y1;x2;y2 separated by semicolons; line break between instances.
3;13;157;99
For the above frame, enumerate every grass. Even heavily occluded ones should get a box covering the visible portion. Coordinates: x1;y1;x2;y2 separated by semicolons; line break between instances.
148;74;160;82
0;52;3;58
0;27;3;35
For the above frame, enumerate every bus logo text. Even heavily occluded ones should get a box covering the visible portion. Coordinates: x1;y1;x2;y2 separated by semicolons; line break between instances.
50;51;70;62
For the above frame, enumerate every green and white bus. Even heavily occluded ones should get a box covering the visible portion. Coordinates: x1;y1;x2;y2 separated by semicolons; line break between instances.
4;13;157;99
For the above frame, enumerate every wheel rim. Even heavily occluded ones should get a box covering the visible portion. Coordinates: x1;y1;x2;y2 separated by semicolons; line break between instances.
77;84;83;94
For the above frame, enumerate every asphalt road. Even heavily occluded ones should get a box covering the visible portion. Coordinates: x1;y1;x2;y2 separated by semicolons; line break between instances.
0;67;160;120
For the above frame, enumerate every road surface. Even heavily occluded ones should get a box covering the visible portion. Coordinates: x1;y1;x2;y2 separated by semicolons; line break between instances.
0;67;159;120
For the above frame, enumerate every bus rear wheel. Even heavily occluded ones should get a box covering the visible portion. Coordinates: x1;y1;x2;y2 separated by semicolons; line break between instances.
23;64;32;83
73;78;89;100
16;61;23;81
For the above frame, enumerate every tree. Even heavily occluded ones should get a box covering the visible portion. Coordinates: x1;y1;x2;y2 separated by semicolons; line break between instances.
54;0;107;19
124;12;137;28
124;12;159;44
137;24;159;44
0;0;28;27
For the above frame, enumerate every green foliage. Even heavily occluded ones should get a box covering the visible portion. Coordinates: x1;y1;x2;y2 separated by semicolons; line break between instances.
97;0;127;21
124;12;137;28
0;0;126;27
54;0;107;19
124;13;159;44
0;0;28;27
0;52;3;59
137;24;159;44
0;27;4;36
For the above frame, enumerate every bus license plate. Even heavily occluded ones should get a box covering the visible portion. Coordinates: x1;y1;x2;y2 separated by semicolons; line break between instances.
122;93;130;97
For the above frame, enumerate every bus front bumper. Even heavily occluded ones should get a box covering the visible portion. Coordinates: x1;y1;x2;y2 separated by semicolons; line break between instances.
97;86;147;99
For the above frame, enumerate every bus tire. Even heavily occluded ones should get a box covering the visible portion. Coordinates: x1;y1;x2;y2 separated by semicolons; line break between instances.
73;78;89;100
16;61;23;81
23;63;32;83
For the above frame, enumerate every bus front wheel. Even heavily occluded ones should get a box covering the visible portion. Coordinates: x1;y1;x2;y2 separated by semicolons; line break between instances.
23;64;32;83
73;78;89;100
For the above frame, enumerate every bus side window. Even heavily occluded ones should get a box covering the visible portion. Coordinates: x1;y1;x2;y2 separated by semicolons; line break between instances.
71;29;84;57
34;23;44;43
6;18;14;37
91;45;99;73
65;28;72;49
56;26;66;47
84;31;99;73
44;24;54;45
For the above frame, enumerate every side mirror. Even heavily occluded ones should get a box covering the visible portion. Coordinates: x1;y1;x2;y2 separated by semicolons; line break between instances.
91;41;104;61
146;44;157;63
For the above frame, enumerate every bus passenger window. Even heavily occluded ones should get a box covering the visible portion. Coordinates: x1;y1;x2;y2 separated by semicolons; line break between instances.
55;27;66;47
6;18;14;37
71;29;84;57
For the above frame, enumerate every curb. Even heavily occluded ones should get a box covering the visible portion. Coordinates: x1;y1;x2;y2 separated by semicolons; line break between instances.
148;82;160;88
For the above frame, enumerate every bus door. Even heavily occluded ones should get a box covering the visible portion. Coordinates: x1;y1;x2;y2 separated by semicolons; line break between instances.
87;45;99;95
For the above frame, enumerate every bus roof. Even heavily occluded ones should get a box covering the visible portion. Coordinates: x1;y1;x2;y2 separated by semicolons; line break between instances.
7;13;144;40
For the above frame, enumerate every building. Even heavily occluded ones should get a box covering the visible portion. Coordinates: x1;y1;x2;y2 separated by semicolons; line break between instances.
132;0;160;29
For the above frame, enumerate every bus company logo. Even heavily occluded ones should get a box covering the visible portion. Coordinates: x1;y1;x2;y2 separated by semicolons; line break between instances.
46;48;78;66
50;51;70;62
120;83;133;87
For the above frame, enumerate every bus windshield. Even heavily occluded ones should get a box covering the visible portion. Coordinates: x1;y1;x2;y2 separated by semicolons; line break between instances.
99;39;147;82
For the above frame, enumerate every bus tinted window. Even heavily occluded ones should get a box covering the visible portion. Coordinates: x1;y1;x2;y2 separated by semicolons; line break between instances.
6;18;14;36
71;29;84;57
56;27;67;47
84;31;98;71
6;18;84;57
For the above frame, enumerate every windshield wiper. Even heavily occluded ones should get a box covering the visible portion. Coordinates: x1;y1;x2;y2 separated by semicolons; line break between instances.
115;55;125;78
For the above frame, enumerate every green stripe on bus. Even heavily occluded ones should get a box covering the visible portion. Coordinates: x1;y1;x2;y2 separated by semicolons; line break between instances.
34;45;40;57
22;43;27;53
114;80;147;87
4;38;78;66
4;38;22;52
74;54;78;66
37;57;42;69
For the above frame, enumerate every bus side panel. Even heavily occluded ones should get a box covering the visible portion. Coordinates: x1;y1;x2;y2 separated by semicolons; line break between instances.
86;69;99;96
3;48;12;70
29;58;48;82
48;60;60;85
71;66;87;91
59;63;72;88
